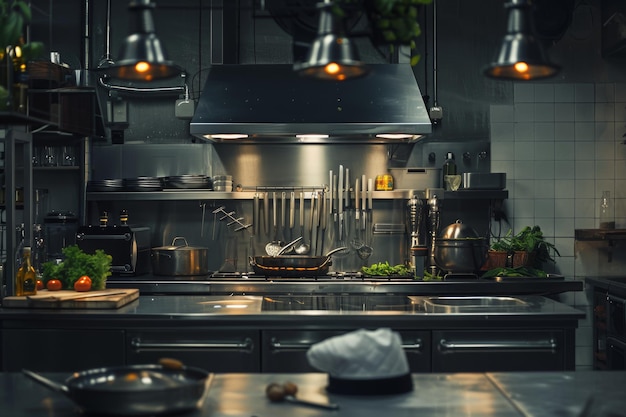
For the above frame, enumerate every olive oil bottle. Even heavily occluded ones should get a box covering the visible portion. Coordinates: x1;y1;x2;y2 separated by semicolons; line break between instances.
15;246;37;296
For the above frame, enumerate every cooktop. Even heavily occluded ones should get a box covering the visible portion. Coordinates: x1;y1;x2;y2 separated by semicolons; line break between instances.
261;295;423;312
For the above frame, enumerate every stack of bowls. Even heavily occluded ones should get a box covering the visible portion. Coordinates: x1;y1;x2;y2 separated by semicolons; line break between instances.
213;175;233;192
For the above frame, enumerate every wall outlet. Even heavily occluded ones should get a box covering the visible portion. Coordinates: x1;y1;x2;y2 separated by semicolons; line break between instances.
176;99;195;119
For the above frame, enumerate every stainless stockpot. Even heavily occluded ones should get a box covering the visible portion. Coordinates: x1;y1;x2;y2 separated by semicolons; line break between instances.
151;237;210;276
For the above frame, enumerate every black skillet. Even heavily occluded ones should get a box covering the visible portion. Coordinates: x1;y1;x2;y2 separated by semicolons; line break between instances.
23;363;212;416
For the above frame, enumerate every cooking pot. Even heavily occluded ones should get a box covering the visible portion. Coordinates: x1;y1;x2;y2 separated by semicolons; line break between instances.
433;220;488;274
250;247;346;276
23;363;212;416
151;237;209;276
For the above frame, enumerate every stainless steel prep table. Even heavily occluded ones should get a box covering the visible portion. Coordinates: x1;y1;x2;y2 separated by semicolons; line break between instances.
1;371;624;417
0;295;585;373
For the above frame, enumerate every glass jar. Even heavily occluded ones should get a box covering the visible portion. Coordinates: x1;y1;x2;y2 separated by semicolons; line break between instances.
599;190;615;229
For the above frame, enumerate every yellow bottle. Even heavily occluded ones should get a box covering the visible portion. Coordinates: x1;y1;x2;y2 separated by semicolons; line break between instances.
15;246;37;296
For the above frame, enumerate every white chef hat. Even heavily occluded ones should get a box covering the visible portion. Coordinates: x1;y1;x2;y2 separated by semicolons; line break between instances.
307;328;413;395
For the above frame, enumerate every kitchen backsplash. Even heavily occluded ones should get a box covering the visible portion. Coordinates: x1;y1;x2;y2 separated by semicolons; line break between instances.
490;81;626;370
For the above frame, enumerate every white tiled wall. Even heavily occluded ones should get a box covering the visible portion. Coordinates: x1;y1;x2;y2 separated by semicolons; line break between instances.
490;82;626;370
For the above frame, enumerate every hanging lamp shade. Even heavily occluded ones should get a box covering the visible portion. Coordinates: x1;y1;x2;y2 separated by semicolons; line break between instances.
98;0;182;81
484;0;560;81
294;2;369;81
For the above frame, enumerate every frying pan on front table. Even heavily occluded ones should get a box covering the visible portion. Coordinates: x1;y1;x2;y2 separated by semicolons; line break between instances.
23;363;213;416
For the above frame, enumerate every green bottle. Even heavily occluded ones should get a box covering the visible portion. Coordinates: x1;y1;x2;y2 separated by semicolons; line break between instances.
442;152;457;190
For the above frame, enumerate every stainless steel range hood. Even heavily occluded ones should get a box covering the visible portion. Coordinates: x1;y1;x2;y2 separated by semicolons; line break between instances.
190;64;432;143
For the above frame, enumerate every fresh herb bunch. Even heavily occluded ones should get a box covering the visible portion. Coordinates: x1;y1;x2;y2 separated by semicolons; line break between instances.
490;226;560;265
41;245;112;290
481;266;548;279
361;261;410;276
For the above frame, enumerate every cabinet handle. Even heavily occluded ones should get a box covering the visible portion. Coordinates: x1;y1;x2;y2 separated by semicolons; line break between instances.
402;339;423;351
269;337;423;352
131;337;254;353
269;337;312;351
439;339;557;352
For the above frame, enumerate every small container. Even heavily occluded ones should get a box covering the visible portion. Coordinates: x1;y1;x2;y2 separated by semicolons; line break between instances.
44;211;78;262
599;190;615;229
375;174;394;191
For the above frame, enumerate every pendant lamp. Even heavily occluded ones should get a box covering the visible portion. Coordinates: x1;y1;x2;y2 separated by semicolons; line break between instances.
294;1;369;81
484;0;560;81
98;0;182;82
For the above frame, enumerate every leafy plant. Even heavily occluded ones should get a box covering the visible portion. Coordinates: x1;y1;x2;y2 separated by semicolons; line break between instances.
0;0;43;60
333;0;433;66
361;261;410;276
481;266;548;278
41;245;112;290
490;226;560;265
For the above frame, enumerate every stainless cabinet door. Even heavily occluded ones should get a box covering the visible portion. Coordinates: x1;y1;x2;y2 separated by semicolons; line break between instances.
2;328;125;372
432;329;569;372
262;330;430;373
126;329;260;372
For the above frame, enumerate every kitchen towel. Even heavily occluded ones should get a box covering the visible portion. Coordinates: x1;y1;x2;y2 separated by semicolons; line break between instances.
306;328;409;379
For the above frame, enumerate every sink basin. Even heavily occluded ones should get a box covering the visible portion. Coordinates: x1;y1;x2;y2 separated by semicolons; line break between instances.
412;296;528;313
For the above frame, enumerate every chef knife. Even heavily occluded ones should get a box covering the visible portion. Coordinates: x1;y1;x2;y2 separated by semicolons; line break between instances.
289;191;295;240
361;174;367;231
338;165;344;241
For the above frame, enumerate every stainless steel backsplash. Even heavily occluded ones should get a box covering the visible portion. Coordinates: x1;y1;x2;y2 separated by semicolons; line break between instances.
89;141;492;273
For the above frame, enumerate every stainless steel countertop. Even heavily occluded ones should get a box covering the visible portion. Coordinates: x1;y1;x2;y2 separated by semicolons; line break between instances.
0;295;585;325
105;277;584;296
2;371;624;416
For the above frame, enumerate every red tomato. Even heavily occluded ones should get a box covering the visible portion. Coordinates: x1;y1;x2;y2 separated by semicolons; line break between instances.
74;276;92;292
36;280;44;291
46;279;62;291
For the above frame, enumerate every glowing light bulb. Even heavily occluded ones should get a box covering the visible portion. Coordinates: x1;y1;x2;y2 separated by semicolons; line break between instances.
325;63;340;74
514;62;529;73
135;61;150;73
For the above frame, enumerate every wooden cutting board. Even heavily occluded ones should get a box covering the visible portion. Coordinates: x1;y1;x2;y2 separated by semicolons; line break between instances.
2;288;139;309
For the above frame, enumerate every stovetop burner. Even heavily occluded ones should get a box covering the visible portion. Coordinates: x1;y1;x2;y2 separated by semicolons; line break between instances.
209;271;415;281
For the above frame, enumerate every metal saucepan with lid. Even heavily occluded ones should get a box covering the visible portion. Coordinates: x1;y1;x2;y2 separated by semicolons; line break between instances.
250;247;346;276
151;237;210;276
23;362;212;416
433;220;488;274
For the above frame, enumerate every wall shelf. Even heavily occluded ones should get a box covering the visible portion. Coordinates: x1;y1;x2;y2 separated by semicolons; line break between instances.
86;189;508;202
574;229;626;262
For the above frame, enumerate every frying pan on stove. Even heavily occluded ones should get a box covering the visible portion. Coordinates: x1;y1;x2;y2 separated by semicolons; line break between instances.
23;363;212;416
250;247;347;276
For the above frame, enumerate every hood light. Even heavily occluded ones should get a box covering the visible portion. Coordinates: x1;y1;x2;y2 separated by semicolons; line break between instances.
296;134;330;142
203;134;250;140
376;134;423;140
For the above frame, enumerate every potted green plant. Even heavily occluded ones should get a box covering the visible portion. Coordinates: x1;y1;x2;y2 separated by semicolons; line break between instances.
1;0;44;111
333;0;433;66
485;226;560;270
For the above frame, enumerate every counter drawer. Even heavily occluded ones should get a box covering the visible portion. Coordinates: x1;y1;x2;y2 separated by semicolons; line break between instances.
126;329;261;372
261;329;430;373
432;329;569;372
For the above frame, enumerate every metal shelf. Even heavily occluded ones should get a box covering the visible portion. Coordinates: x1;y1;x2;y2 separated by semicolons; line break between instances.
86;189;508;202
575;229;626;262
